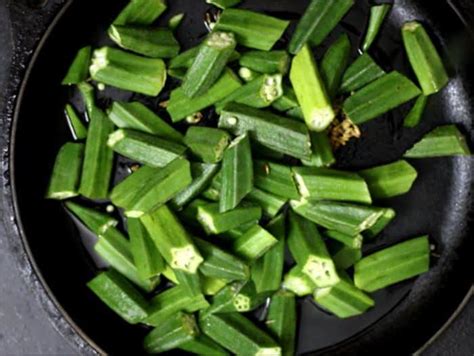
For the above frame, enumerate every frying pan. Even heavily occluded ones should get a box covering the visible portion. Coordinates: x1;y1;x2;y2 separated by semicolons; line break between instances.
1;0;473;354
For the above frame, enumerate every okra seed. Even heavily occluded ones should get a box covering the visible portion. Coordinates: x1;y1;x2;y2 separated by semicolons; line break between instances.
226;116;238;126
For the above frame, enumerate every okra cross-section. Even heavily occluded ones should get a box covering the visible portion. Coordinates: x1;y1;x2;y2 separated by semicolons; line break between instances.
282;265;317;297
62;46;91;85
206;281;264;314
140;205;203;274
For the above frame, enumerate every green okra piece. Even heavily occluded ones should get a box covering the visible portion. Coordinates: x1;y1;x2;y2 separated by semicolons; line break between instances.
128;218;165;281
201;276;230;296
219;222;257;241
343;71;422;125
251;142;286;161
179;198;212;229
329;241;362;270
286;106;305;121
179;335;230;356
232;225;278;261
320;34;352;99
207;0;241;9
214;8;290;51
289;0;354;53
239;50;290;75
65;104;87;140
184;126;231;163
403;95;429;128
220;134;254;212
46;143;84;200
113;0;167;26
358;160;418;199
108;101;183;142
200;312;281;355
354;236;430;292
62;46;91;85
314;274;375;318
293;167;372;204
291;199;385;236
219;103;312;160
109;25;180;59
288;212;339;287
95;227;157;292
362;4;392;52
197;202;262;235
144;285;210;327
402;21;449;95
90;47;167;96
77;81;95;117
216;74;283;111
174;269;203;296
272;85;299;112
168;69;242;122
168;68;187;80
172;163;220;210
168;13;185;31
266;290;296;356
206;281;265;314
169;47;240;70
110;158;192;217
108;129;186;167
87;270;149;324
363;207;396;240
282;265;316;297
302;131;336;168
245;188;287;218
144;312;200;354
195;237;250;281
290;44;335;132
254;160;300;200
404;125;471;158
251;214;286;294
238;67;259;82
78;85;115;200
340;53;386;93
141;205;204;273
161;264;179;284
183;32;237;98
65;201;118;235
325;230;363;249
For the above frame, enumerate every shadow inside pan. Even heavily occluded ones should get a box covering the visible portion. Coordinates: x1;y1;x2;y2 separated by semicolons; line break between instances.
11;0;474;354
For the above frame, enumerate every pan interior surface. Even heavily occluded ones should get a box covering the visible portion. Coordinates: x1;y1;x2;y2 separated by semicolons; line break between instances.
10;0;473;354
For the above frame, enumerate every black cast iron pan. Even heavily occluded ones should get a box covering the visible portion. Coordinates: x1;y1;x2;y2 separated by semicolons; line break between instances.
2;0;474;354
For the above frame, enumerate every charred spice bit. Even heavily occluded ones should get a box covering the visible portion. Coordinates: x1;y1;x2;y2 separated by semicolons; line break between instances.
186;112;204;124
329;117;361;149
159;100;169;108
130;164;141;172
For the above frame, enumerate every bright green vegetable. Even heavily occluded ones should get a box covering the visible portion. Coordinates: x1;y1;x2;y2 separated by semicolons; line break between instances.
90;47;167;96
363;208;396;240
46;143;84;200
168;68;187;80
272;85;299;112
403;95;429;128
320;34;351;98
288;212;339;287
220;134;254;212
108;101;183;142
113;0;167;26
340;53;386;93
233;225;278;261
218;103;312;160
286;106;305;121
254;160;300;200
206;281;264;314
201;276;230;296
289;0;354;53
404;125;471;158
184;127;230;163
179;198;214;229
128;218;165;281
144;312;199;353
206;0;241;9
358;160;418;199
109;26;180;59
245;188;287;218
200;312;281;356
141;205;204;273
302;131;336;168
402;21;449;95
266;290;296;356
292;167;372;204
239;50;290;75
214;8;290;51
179;334;229;356
65;104;87;140
291;199;384;236
362;4;392;51
238;67;258;82
87;270;149;324
169;13;185;30
65;201;118;235
108;129;187;167
174;270;203;296
329;241;362;270
343;71;421;124
169;47;240;70
282;265;316;297
183;32;237;98
167;69;242;122
325;230;362;249
62;46;91;85
110;158;192;217
290;44;335;132
354;236;430;292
